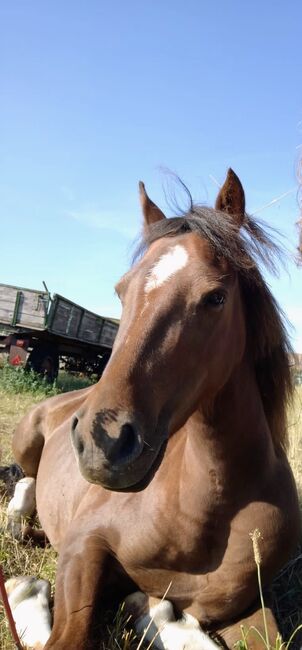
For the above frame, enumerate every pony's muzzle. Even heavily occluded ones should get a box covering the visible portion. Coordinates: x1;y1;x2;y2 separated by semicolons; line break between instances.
71;414;144;470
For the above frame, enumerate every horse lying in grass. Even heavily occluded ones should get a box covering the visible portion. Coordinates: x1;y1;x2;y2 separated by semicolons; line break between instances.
9;169;301;649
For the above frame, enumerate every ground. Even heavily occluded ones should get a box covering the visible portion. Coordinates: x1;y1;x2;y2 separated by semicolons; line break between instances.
0;369;301;649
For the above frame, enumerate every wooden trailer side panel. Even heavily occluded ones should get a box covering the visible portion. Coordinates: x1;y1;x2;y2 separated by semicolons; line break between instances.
100;320;118;347
0;284;49;330
48;295;118;348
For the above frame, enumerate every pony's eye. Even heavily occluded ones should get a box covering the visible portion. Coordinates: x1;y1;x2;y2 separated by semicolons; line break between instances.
203;291;226;307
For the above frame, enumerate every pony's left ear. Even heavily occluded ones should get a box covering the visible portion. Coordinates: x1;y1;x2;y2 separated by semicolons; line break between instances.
139;181;166;226
215;168;245;227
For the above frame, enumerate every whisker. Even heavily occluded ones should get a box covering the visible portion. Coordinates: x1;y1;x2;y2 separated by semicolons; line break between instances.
144;440;155;451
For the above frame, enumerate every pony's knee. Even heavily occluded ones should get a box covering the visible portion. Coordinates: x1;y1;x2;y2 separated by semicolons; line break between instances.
12;408;45;477
0;463;24;497
5;576;52;649
7;477;36;539
22;525;49;547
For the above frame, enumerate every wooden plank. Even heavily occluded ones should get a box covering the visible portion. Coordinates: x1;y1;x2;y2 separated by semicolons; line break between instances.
49;297;104;344
0;314;45;330
64;306;83;337
0;286;48;330
0;299;19;310
0;307;15;324
0;288;18;325
16;311;46;323
15;320;46;330
78;313;103;344
0;300;46;317
49;303;70;334
100;321;118;347
18;292;47;312
50;302;83;337
0;282;48;295
0;286;47;303
47;295;118;348
0;287;18;301
17;293;47;328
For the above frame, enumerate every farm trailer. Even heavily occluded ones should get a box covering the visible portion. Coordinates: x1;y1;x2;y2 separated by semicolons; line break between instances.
0;283;119;380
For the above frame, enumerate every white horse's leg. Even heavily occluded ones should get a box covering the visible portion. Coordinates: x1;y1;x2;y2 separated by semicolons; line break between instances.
7;477;36;539
5;576;52;649
124;592;220;650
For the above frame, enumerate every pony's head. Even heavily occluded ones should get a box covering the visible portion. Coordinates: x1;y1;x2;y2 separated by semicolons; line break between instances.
71;170;291;490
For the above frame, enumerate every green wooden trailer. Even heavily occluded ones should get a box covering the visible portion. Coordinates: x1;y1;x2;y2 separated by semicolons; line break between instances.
0;283;119;380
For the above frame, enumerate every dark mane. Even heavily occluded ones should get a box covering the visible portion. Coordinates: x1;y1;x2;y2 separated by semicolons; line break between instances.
136;206;293;453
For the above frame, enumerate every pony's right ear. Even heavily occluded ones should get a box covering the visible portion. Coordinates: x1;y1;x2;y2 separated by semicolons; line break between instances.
215;168;245;227
139;181;166;226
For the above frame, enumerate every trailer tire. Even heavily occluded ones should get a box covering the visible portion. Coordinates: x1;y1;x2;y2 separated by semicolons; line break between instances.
26;342;59;382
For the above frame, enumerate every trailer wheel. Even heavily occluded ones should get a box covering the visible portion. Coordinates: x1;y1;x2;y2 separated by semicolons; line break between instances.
26;342;59;382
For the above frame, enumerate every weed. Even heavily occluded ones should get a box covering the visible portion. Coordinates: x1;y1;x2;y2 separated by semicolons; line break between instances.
236;530;302;650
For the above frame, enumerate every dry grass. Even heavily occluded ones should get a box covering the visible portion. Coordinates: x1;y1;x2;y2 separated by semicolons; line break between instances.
271;387;302;648
287;387;302;489
0;382;301;649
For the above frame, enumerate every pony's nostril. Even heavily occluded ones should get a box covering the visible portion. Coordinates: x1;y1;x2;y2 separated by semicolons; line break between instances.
77;439;84;455
71;416;84;455
106;423;140;465
71;416;79;433
119;423;137;460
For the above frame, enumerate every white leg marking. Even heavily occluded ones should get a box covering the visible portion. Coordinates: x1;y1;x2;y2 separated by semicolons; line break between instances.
145;245;188;293
5;576;52;649
124;592;220;650
7;477;36;539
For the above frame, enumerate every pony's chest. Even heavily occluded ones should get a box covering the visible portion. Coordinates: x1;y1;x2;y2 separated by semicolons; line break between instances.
115;497;219;577
115;513;217;610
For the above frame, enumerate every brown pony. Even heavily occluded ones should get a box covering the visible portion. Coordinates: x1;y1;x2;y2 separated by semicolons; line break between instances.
12;169;301;649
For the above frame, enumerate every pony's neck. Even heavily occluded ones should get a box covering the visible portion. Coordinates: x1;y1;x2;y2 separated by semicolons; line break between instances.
183;356;276;479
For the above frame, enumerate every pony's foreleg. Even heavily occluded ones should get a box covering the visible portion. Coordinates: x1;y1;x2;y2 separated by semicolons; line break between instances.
6;475;48;545
7;477;36;540
10;402;51;543
216;601;280;649
12;404;46;478
124;592;220;650
44;527;108;650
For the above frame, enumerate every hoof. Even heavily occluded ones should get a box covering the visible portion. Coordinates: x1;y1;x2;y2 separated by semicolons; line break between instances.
4;575;52;649
124;592;220;650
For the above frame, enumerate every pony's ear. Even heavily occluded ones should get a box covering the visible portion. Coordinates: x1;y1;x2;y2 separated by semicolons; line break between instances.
215;168;245;227
139;181;166;226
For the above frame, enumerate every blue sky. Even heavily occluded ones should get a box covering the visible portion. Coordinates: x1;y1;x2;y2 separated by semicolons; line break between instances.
1;1;301;349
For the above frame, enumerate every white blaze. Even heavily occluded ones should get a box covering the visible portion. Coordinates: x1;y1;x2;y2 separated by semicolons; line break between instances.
145;245;188;293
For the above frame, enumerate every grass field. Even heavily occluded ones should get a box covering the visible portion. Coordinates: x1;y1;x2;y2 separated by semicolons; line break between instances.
0;365;301;649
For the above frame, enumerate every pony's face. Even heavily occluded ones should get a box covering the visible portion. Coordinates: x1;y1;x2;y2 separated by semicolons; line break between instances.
71;171;246;490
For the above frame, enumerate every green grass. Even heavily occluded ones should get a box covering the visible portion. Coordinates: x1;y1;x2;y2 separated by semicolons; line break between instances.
0;368;301;649
0;361;93;397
